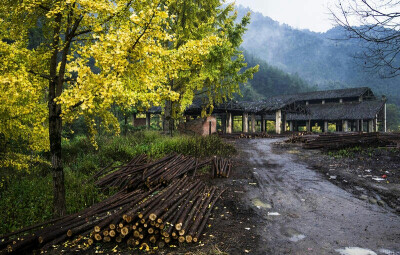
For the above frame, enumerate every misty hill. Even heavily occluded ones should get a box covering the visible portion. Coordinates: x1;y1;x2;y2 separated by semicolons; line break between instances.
237;51;315;101
237;5;400;105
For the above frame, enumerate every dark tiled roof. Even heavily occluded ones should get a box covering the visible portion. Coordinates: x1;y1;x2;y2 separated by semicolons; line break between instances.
146;87;379;117
280;87;373;101
287;100;385;121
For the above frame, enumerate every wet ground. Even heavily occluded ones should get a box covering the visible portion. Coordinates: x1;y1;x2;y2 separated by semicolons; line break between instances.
236;138;400;255
284;144;400;213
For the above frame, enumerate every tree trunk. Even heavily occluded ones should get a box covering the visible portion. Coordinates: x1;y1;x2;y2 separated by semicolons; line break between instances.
49;14;66;217
124;115;128;135
164;100;174;136
49;84;66;217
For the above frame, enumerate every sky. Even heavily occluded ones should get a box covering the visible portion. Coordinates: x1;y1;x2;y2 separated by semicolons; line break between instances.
228;0;336;33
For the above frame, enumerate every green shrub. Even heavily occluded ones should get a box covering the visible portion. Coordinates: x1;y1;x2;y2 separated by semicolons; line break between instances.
0;169;106;234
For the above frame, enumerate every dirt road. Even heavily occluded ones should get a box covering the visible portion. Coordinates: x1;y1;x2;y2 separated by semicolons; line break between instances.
238;139;400;255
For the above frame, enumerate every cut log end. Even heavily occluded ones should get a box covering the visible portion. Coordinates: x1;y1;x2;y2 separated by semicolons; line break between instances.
175;223;182;231
149;213;157;221
185;235;193;243
121;227;129;236
94;233;102;241
150;235;157;244
87;238;94;246
158;240;165;248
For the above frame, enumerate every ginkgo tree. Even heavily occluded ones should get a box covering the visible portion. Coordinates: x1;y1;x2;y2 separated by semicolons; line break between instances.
162;1;258;132
0;0;222;216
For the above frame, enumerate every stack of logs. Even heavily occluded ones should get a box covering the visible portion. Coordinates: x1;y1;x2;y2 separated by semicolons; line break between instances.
286;132;400;150
0;153;228;254
218;132;275;139
212;157;232;178
90;179;224;249
95;154;210;190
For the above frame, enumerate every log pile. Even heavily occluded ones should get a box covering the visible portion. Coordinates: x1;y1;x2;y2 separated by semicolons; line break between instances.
287;132;400;150
218;132;275;139
212;157;232;178
95;154;210;190
0;153;226;254
285;133;318;144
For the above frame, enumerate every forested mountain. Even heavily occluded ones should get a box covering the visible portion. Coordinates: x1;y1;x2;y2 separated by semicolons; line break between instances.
237;51;315;101
237;5;400;105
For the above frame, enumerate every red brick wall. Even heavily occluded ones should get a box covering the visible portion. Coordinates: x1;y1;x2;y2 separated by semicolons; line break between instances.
133;118;146;127
178;116;217;136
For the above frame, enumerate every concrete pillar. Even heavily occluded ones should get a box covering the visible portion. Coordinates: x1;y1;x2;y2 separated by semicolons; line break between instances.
146;113;151;130
306;101;309;106
289;121;293;132
384;103;387;132
375;115;379;132
306;120;311;132
368;120;374;133
251;114;256;133
324;121;328;133
275;110;282;134
343;120;348;132
282;112;287;133
340;98;343;103
360;120;364;132
261;115;265;132
355;120;359;132
226;112;232;134
242;113;249;133
359;96;363;102
221;115;226;133
294;121;299;131
322;100;325;104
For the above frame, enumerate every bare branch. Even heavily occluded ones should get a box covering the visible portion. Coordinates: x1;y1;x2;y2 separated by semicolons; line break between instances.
330;0;400;77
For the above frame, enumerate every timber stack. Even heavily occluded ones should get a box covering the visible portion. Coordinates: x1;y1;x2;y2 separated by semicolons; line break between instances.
212;157;232;178
0;153;227;254
219;132;275;139
287;132;400;150
95;153;210;190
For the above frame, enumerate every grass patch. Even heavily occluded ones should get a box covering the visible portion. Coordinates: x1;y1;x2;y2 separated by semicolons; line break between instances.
0;131;236;234
0;170;106;234
327;146;400;159
327;146;363;158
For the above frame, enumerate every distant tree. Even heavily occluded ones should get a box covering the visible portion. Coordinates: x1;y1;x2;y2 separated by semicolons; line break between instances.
331;0;400;77
386;103;400;131
162;2;258;134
